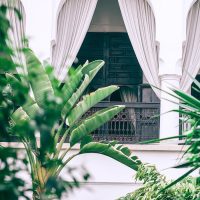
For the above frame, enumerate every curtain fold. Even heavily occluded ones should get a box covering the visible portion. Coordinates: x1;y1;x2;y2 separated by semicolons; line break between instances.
120;87;137;128
51;0;98;81
181;0;200;92
118;0;160;97
1;0;26;74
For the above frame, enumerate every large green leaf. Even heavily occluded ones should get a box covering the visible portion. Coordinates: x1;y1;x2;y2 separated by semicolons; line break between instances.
61;60;104;102
173;161;195;169
61;74;90;118
160;167;198;192
67;85;119;126
173;89;200;109
80;60;105;79
11;107;38;155
61;61;105;118
22;96;39;119
11;107;29;124
69;105;125;146
24;49;54;108
79;142;139;171
139;135;187;144
6;73;22;87
173;109;200;119
61;70;83;104
6;73;39;118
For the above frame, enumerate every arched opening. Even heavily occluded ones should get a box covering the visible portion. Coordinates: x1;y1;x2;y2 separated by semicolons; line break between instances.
75;0;160;143
75;0;158;103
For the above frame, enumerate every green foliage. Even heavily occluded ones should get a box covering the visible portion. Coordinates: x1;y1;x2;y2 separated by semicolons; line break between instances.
14;49;138;199
118;164;200;200
141;80;200;190
0;4;30;199
171;84;200;173
0;147;30;200
118;75;200;200
0;3;140;200
79;142;141;171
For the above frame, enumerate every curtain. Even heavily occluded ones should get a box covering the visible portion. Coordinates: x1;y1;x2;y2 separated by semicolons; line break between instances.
118;0;160;97
120;87;137;128
181;0;200;92
51;0;98;81
1;0;26;74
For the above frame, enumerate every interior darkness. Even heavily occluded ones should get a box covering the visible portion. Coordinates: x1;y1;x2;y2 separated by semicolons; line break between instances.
75;32;159;103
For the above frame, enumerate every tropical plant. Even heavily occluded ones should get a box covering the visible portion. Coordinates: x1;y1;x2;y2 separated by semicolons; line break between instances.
0;3;141;199
140;82;200;190
118;164;200;200
117;78;200;199
13;49;141;199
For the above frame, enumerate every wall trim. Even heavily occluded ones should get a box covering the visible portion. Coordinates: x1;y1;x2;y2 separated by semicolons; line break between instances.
0;142;188;152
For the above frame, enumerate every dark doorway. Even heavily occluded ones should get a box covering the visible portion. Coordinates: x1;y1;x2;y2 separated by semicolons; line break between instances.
75;32;160;143
76;32;142;91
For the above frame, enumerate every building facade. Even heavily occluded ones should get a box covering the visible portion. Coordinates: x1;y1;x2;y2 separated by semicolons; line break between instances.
3;0;200;199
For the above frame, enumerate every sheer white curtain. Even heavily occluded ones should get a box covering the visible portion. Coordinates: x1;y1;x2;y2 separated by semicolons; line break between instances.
1;0;26;74
51;0;98;81
118;0;160;97
181;0;200;92
1;0;26;72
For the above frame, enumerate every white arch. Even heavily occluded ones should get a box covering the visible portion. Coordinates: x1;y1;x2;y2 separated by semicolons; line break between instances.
53;0;157;41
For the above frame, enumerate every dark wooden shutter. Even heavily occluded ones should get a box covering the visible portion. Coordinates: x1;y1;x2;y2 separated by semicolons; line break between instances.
107;33;142;86
76;32;142;88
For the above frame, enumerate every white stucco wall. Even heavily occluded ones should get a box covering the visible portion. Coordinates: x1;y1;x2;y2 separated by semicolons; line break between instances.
21;0;54;61
7;1;199;199
2;143;198;200
64;144;197;200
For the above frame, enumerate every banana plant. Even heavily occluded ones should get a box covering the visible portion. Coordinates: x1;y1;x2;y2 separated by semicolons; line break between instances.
9;49;140;199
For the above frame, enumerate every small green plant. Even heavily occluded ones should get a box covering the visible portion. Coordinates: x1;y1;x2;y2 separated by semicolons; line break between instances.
118;164;200;200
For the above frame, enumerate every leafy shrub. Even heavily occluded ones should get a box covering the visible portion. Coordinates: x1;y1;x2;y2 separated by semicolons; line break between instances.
118;164;200;200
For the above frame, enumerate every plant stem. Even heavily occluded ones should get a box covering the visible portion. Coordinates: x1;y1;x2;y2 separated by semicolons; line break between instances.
54;129;70;159
55;153;78;176
59;146;72;161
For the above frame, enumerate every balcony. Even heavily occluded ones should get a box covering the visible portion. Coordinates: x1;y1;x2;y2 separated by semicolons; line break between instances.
1;102;160;144
83;102;160;144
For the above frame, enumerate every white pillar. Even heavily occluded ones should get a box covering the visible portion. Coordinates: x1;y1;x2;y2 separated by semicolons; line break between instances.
149;0;185;139
159;74;181;139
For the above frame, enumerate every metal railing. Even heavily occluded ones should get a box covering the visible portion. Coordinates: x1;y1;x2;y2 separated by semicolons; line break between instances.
82;102;160;144
1;102;160;144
